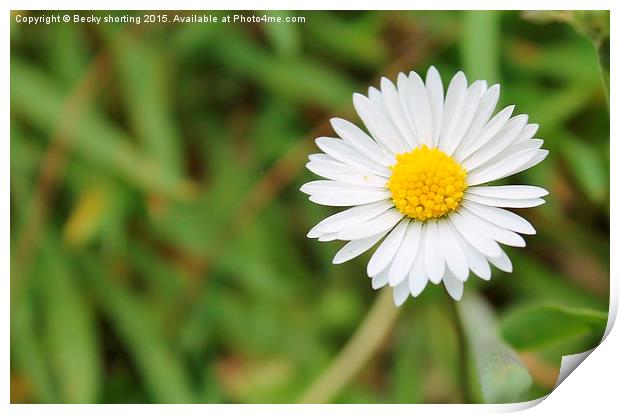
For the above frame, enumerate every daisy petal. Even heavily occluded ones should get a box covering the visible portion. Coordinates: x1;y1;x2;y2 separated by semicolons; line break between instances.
439;71;468;152
408;237;429;297
458;105;515;161
458;208;526;247
464;193;545;208
514;123;539;144
338;208;403;240
487;248;513;273
332;230;389;264
366;217;409;276
462;114;528;171
450;220;491;280
425;66;444;146
302;181;391;207
454;84;500;158
397;72;420;146
507;149;549;177
309;200;393;235
315;137;391;177
438;220;470;281
353;93;404;154
380;77;417;150
466;185;548;199
306;160;387;187
371;266;390;289
462;200;536;234
449;213;502;258
388;221;422;286
393;279;411;306
424;221;446;284
330;118;394;166
443;270;464;300
408;71;434;146
466;147;542;186
445;80;487;155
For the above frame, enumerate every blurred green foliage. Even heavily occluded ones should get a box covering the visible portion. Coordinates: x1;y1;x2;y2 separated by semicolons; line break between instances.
10;10;609;403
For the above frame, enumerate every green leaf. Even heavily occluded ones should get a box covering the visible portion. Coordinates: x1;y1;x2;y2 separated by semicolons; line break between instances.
501;304;607;350
457;292;532;403
40;244;101;403
79;255;196;403
102;27;184;178
10;59;196;200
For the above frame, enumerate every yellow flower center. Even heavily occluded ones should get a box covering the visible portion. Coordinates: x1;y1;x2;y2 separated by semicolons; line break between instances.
387;145;467;221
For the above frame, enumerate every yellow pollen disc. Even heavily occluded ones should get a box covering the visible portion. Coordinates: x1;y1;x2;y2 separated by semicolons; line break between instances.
387;145;467;221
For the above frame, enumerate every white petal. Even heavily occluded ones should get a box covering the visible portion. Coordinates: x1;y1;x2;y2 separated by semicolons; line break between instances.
506;149;549;178
372;266;390;289
443;270;464;300
380;78;417;151
408;237;429;297
449;212;502;258
450;220;491;280
454;84;500;159
330;118;394;166
514;123;539;144
424;221;445;284
309;200;393;235
318;233;338;241
353;93;404;154
466;185;548;199
392;279;411;306
464;193;545;208
407;71;433;146
439;71;468;152
466;147;542;186
487;248;513;273
315;137;391;177
306;160;387;187
462;200;536;234
366;217;409;276
388;221;422;286
425;66;444;147
445;80;486;155
302;181;391;207
458;105;515;161
457;208;526;247
397;72;420;147
462;115;528;171
438;220;469;281
338;208;403;240
332;230;389;264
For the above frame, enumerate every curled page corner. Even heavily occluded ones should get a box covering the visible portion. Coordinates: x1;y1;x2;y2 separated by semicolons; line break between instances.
552;276;618;389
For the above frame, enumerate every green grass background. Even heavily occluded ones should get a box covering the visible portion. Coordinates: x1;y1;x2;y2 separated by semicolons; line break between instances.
10;10;609;403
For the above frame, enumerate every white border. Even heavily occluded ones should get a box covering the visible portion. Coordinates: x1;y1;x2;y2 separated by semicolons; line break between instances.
4;1;617;413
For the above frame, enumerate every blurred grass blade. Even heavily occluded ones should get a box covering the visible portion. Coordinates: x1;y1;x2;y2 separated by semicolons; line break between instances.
461;11;500;83
10;59;196;200
558;131;608;204
41;243;101;403
522;10;609;99
456;292;532;403
80;255;196;403
11;293;57;402
171;26;357;110
102;27;184;178
261;11;300;57
501;304;607;350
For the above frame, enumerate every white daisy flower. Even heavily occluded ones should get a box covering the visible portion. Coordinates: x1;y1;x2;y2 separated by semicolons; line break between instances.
301;67;548;305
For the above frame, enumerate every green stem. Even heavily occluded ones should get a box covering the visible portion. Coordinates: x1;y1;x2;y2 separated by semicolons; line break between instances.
298;288;401;403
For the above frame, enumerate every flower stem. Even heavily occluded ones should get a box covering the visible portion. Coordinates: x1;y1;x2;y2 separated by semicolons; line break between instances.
298;287;401;403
